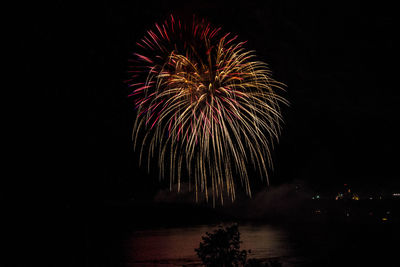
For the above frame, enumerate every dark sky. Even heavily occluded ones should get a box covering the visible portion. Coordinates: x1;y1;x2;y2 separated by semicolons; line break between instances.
23;1;399;207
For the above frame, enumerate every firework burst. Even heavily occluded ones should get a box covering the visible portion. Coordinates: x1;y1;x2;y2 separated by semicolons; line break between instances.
127;15;288;204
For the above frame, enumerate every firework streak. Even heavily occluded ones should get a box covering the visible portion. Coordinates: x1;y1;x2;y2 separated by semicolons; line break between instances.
128;15;288;205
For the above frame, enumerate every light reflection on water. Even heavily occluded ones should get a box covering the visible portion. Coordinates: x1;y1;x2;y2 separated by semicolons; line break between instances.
127;224;295;266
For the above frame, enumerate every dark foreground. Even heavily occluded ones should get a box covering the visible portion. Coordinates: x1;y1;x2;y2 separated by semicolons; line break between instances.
11;200;399;267
79;201;399;267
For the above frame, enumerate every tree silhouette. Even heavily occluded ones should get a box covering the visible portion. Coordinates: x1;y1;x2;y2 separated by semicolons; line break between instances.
195;224;248;267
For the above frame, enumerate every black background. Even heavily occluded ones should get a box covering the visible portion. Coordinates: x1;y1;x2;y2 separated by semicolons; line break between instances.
19;0;399;210
16;1;399;266
79;0;398;203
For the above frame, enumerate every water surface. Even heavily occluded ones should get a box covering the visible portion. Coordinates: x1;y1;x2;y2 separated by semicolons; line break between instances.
126;224;298;266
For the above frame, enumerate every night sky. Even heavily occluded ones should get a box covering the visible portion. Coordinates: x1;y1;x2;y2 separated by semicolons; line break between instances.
23;0;399;208
13;2;400;267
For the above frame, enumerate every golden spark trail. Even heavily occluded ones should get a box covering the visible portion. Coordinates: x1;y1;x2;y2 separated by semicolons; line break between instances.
128;15;288;204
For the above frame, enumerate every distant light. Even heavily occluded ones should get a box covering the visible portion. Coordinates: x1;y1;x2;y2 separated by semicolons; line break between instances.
393;193;400;197
382;217;388;221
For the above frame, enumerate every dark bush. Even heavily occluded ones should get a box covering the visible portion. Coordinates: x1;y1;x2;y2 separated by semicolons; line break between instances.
195;224;283;267
195;224;248;267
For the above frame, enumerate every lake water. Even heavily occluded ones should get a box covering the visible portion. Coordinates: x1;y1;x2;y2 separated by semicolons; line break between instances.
126;224;303;266
113;221;399;267
82;204;398;267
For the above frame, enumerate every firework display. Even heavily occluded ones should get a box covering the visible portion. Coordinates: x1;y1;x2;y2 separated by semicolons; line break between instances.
127;15;287;204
